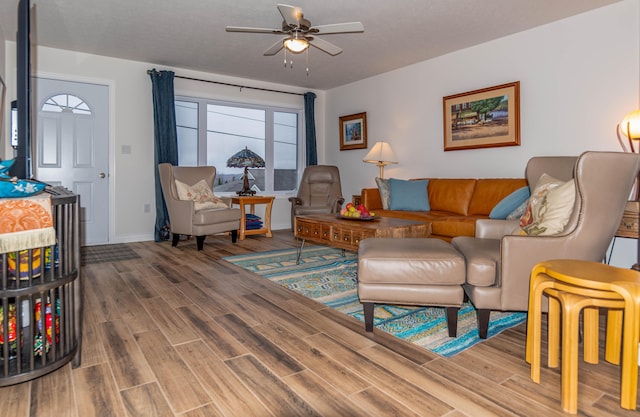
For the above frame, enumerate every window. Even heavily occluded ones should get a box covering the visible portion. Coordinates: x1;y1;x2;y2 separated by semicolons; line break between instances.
175;97;301;194
41;93;92;115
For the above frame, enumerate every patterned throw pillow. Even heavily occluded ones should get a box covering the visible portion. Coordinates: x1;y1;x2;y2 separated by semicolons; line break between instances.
519;173;575;236
506;199;529;220
375;177;391;209
174;179;229;211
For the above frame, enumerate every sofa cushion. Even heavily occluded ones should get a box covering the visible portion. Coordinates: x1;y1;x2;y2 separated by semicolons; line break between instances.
519;173;576;236
428;179;476;216
375;177;391;209
388;178;430;211
489;186;531;219
175;179;229;211
431;216;479;239
468;178;529;216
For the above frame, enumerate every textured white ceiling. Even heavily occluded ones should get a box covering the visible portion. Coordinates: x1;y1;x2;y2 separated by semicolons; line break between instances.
0;0;621;90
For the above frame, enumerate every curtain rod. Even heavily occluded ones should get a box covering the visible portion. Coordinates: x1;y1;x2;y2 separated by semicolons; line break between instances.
147;70;304;96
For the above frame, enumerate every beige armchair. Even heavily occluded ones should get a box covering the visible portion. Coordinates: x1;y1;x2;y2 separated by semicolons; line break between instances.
158;164;241;250
452;151;640;338
288;165;345;227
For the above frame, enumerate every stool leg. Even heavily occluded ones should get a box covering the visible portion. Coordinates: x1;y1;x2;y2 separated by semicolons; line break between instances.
618;291;639;410
583;306;599;364
560;292;584;414
528;275;554;383
446;307;459;337
548;295;560;369
363;302;375;332
604;308;622;365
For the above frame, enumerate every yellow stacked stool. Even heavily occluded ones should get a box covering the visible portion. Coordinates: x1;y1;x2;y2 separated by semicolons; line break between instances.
525;260;640;413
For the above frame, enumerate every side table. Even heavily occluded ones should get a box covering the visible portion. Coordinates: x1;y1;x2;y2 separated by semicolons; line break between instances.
231;196;275;240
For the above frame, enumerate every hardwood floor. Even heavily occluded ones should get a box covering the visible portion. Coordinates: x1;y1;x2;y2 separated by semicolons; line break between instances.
0;231;637;416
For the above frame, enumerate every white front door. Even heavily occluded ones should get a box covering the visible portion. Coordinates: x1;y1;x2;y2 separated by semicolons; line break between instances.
34;77;110;246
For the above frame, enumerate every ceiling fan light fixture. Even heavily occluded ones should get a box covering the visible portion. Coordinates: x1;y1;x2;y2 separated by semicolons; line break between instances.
283;37;309;53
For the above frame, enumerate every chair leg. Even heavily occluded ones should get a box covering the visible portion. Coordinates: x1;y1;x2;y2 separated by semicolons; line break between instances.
171;233;180;247
196;235;205;251
363;302;374;332
446;307;459;337
231;230;238;243
477;309;491;339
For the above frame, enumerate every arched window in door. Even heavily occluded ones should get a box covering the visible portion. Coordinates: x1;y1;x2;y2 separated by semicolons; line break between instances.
41;93;92;115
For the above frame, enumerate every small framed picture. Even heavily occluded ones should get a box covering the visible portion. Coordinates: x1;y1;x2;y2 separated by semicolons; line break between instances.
339;112;367;150
443;81;520;151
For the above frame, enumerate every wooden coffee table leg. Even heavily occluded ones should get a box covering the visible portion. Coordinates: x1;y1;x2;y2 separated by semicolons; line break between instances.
296;238;306;264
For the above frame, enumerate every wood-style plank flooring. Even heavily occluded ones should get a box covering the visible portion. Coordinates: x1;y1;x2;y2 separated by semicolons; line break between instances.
0;231;638;416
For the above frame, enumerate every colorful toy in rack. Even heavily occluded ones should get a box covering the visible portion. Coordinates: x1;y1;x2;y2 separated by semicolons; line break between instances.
5;244;59;280
34;298;60;357
0;297;61;359
0;304;18;358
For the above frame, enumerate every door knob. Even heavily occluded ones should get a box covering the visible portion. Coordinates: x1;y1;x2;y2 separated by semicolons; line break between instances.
99;172;106;178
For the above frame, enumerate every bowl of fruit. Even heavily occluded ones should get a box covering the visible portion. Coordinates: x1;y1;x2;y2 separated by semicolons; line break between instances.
339;203;377;220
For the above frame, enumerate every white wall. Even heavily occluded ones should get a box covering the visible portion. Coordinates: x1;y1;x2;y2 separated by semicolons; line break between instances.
326;0;640;268
2;44;324;242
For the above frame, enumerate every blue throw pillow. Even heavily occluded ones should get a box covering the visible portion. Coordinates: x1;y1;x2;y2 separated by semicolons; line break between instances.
489;186;531;219
388;178;430;211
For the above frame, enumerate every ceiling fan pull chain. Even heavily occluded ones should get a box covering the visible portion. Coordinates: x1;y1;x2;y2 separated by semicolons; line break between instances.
284;47;287;68
305;49;309;76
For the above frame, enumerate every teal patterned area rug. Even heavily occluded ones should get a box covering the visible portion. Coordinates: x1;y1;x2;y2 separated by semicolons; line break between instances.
224;246;527;357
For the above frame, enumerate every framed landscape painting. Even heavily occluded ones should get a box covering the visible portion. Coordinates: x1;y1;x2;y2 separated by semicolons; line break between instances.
443;81;520;151
339;112;367;150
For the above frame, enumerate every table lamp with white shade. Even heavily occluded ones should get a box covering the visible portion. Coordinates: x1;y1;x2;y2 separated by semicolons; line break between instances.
363;141;398;178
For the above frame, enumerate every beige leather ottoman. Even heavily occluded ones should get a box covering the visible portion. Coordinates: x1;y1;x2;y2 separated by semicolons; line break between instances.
357;238;466;336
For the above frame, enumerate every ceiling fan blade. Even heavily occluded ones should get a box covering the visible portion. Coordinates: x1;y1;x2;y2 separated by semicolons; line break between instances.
313;22;364;34
309;37;343;56
264;38;286;56
226;26;285;34
277;4;302;26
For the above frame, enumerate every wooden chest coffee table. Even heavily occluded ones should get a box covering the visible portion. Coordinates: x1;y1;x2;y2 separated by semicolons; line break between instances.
294;214;432;261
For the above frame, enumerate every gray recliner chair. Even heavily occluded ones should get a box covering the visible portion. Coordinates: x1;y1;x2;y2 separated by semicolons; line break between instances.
288;165;345;227
452;151;640;338
158;163;241;250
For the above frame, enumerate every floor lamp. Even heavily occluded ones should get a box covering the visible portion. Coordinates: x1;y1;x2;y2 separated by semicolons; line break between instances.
619;109;640;270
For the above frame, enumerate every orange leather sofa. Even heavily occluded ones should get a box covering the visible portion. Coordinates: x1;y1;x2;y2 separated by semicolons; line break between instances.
361;178;527;241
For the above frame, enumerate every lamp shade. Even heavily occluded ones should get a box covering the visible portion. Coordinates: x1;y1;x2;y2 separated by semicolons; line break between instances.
620;109;640;140
226;147;265;168
363;141;398;178
363;141;398;166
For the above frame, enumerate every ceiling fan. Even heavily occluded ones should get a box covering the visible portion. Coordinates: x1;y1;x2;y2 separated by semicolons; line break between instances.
225;4;364;57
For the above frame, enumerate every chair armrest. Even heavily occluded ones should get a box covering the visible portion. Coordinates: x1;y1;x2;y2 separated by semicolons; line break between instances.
499;234;572;311
288;196;302;206
165;198;195;234
475;219;520;239
332;197;345;212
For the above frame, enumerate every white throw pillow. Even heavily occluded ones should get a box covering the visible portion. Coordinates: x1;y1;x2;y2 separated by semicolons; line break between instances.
174;179;229;211
519;173;575;236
